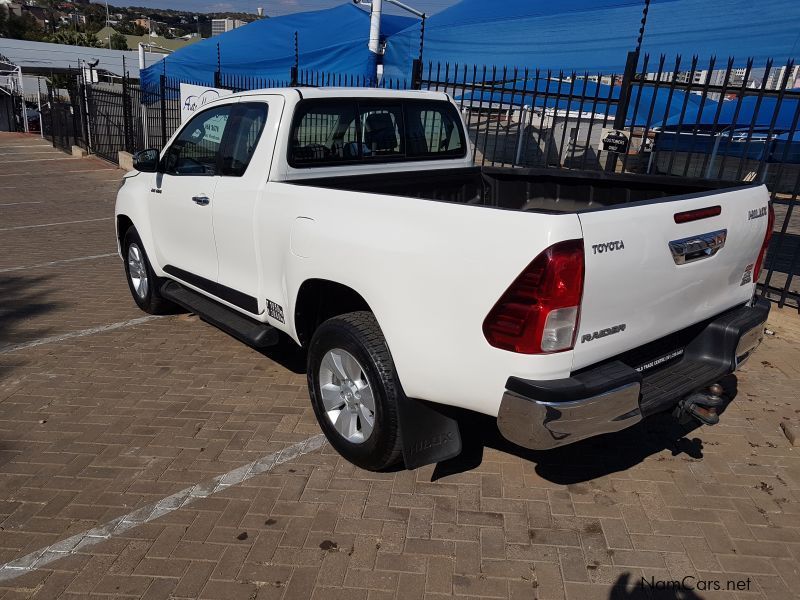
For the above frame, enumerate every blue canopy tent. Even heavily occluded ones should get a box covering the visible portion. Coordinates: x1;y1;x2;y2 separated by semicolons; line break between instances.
661;93;800;129
140;4;415;93
455;79;714;126
769;131;800;163
653;93;800;160
651;94;800;161
383;0;800;80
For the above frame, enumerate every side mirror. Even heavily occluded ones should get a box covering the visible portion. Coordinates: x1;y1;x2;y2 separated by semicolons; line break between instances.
133;149;159;173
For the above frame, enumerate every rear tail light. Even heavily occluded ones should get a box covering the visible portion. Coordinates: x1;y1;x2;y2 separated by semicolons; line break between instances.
483;239;584;354
754;203;775;281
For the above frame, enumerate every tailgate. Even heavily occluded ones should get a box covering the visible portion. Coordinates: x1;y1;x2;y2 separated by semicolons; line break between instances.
572;185;771;371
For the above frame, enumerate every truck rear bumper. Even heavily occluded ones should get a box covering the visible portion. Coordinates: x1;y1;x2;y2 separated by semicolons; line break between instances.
497;298;770;450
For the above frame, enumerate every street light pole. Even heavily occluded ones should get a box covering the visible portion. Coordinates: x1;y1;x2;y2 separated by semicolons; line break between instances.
368;0;382;56
358;0;424;81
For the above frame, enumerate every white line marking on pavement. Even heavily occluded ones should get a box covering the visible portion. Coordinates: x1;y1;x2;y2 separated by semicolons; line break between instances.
0;150;60;155
0;252;117;273
0;168;116;178
0;217;111;231
0;434;326;582
1;157;81;163
0;143;54;147
0;316;164;354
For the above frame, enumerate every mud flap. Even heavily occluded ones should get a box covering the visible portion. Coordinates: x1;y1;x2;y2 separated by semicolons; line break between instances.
398;396;462;470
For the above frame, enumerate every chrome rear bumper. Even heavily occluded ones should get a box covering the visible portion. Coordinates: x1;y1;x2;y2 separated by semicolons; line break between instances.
498;383;642;450
497;298;769;451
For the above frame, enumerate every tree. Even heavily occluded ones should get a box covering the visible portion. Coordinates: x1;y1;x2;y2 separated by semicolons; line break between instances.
48;30;102;47
4;11;46;41
83;3;107;33
0;6;7;37
109;32;128;50
36;0;59;34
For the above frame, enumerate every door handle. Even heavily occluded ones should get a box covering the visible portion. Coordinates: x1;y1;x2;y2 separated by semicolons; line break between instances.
192;195;210;206
669;229;727;265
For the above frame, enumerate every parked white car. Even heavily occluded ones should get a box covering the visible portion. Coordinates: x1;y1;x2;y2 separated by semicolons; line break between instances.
115;88;773;470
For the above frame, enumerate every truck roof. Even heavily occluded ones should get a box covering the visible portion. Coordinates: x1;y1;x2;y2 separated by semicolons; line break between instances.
233;87;452;102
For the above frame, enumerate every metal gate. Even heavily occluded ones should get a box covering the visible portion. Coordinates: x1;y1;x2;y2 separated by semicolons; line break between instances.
85;78;139;163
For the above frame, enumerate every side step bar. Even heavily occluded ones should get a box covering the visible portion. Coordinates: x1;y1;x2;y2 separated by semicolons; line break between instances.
161;280;280;348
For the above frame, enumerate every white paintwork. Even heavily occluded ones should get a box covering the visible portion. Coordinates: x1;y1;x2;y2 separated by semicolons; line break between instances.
149;171;219;282
573;188;768;370
115;87;770;418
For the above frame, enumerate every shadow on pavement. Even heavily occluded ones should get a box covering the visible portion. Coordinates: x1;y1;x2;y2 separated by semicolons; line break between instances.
258;333;308;375
0;273;63;384
0;274;62;350
432;374;738;484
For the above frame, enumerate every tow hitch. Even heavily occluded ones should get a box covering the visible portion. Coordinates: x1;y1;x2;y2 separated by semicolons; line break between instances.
675;383;725;426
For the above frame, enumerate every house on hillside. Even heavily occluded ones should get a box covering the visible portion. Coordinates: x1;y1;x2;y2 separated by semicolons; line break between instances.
95;26;201;52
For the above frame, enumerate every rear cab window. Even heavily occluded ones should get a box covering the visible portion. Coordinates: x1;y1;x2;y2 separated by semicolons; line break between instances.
288;98;466;168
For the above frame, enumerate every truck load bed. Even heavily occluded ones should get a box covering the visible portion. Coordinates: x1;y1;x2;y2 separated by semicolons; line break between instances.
290;166;744;213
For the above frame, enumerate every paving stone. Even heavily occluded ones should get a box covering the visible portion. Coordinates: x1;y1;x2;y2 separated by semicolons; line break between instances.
0;133;798;600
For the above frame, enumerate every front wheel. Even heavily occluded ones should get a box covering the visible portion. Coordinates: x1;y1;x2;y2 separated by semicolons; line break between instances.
122;226;174;315
307;312;403;471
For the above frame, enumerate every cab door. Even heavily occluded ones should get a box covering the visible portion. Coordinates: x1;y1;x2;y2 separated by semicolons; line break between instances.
212;98;283;314
150;103;235;284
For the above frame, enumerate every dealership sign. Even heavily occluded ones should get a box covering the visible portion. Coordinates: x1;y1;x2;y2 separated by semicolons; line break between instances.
180;83;233;123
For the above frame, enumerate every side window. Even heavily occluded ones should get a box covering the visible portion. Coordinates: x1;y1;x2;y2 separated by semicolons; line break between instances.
220;102;269;177
404;102;466;158
290;102;359;165
163;105;232;175
360;105;404;159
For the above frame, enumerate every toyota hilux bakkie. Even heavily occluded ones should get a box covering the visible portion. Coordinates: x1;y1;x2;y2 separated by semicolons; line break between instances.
115;88;772;470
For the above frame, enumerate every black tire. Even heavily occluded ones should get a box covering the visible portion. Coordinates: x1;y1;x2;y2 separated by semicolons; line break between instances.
122;226;174;315
307;311;403;471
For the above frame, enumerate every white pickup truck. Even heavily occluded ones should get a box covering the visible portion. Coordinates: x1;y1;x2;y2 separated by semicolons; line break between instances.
115;88;773;471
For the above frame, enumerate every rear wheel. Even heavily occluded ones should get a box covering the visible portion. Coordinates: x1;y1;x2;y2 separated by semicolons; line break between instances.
307;311;403;471
123;226;174;315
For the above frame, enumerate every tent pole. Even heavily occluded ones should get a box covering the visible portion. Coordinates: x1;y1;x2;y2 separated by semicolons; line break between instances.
515;105;529;165
18;66;29;134
37;78;43;138
705;130;724;179
369;0;382;80
139;43;149;149
368;0;382;55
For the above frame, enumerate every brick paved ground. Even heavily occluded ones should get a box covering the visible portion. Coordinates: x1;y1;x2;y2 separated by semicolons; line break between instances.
0;132;798;600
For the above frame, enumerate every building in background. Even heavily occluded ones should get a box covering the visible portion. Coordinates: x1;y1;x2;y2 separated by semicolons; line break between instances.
95;26;201;52
766;64;800;90
211;18;246;37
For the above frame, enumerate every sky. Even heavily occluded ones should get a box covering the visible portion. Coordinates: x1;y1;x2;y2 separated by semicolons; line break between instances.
108;0;459;16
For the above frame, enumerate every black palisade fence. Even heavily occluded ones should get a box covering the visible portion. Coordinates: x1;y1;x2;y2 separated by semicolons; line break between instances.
414;55;800;307
23;53;800;309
